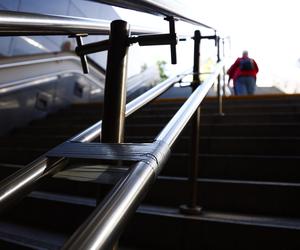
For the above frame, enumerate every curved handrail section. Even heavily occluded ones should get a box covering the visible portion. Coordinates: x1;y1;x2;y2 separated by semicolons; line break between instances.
70;69;190;142
62;60;225;250
0;10;161;36
90;0;215;29
0;52;159;96
0;69;188;212
156;61;226;146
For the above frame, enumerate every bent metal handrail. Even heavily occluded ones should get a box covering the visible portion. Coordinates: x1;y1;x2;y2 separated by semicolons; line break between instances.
0;10;161;36
90;0;215;29
0;5;224;250
62;60;225;249
71;69;191;143
0;69;190;212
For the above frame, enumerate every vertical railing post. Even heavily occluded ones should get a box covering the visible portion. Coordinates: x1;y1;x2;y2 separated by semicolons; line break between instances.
100;20;130;250
180;30;202;215
222;38;226;96
101;20;129;143
216;36;223;115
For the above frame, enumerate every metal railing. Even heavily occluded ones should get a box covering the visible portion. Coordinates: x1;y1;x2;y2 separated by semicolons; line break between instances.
0;52;156;96
90;0;215;29
62;61;225;250
0;5;226;250
0;10;160;36
0;68;189;207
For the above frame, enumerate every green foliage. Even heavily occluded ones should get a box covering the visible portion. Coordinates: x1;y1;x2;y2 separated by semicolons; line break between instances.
156;60;168;81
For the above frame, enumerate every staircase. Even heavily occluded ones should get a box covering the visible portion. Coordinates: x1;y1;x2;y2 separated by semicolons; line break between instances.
1;94;300;249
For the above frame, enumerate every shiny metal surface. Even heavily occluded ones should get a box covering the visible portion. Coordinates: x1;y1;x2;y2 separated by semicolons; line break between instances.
0;10;160;36
125;70;190;116
62;140;170;250
47;142;159;161
0;61;224;249
156;60;226;147
0;157;66;212
0;68;186;212
216;37;223;114
63;62;225;249
71;70;189;142
180;30;202;215
91;0;215;29
101;20;129;143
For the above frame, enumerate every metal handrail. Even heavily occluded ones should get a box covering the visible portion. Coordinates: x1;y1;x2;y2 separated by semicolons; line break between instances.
0;10;161;36
91;0;215;29
0;4;222;248
156;62;225;146
0;52;157;95
62;60;225;249
0;69;189;211
71;69;191;143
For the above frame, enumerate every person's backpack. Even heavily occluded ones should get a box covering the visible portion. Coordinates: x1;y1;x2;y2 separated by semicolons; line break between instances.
239;58;254;71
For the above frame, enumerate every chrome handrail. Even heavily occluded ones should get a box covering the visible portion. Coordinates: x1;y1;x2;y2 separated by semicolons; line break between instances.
0;4;221;249
62;60;225;250
70;69;190;142
156;61;225;146
91;0;215;29
0;52;157;95
0;10;162;36
0;69;189;211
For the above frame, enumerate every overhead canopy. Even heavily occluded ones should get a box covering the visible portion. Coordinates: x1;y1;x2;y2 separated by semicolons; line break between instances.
89;0;215;30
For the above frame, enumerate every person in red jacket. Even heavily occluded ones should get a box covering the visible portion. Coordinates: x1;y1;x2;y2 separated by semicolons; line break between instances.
227;51;259;95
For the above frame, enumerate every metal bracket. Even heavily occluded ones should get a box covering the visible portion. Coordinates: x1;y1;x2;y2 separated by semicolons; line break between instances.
70;34;89;74
200;30;218;46
46;141;160;162
165;16;177;64
74;38;110;74
128;16;178;64
74;17;179;73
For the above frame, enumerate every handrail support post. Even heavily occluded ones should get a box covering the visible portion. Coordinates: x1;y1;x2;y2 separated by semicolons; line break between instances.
99;20;130;250
222;38;226;96
217;36;224;115
180;30;202;215
101;20;129;143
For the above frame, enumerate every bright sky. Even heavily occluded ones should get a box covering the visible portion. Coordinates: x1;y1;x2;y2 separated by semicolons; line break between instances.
115;0;300;90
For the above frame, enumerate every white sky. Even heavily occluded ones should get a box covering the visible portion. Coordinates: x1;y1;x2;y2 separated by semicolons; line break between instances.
115;0;300;88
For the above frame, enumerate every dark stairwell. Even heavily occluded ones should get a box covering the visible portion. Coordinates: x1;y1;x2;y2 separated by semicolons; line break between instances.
0;94;300;249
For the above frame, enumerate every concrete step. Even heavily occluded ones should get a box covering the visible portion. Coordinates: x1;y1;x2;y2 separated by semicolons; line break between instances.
125;136;300;156
3;165;300;218
128;112;300;124
2;189;300;250
12;123;300;141
2;152;300;184
146;177;300;217
164;154;300;182
123;204;300;250
1;135;300;166
137;103;300;115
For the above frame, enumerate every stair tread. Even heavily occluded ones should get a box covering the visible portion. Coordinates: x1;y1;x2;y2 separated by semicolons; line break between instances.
158;176;300;186
0;220;67;250
21;190;300;230
137;204;300;230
